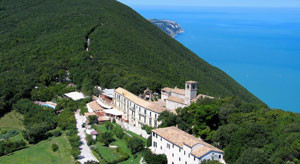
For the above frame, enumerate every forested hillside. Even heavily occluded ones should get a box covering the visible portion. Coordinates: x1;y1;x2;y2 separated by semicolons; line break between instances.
0;0;261;115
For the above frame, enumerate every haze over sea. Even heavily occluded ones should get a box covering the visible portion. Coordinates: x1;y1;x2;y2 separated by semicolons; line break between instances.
119;1;300;113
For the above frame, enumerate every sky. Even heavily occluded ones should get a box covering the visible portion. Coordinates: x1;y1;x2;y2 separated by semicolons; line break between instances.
118;0;300;8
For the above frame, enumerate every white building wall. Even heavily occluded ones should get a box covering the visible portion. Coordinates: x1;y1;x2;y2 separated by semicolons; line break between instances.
166;100;186;110
114;92;160;128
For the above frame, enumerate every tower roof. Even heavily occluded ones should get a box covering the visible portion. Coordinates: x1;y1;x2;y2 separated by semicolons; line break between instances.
186;80;198;84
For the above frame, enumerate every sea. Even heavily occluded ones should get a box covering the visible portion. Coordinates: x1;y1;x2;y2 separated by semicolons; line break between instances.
119;3;300;113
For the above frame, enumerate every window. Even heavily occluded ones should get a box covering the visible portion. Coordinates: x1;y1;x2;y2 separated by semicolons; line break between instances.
160;137;162;141
187;84;189;89
192;84;195;89
152;133;155;137
179;157;181;161
172;153;174;157
139;115;141;120
144;109;146;114
184;151;185;155
153;141;157;148
185;162;187;164
194;157;196;161
188;154;190;158
172;144;174;148
167;143;170;149
219;155;222;159
150;112;152;117
149;118;152;125
160;146;162;150
179;148;181;152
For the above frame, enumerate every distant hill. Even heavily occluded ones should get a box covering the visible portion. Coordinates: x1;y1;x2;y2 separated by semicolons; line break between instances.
0;0;262;114
149;19;184;38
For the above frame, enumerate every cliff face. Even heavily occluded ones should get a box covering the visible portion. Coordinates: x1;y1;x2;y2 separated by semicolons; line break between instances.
0;0;262;112
149;19;184;38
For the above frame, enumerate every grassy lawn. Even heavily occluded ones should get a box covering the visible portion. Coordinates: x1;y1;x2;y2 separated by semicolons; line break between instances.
0;136;75;164
0;110;24;130
119;154;143;164
94;142;122;162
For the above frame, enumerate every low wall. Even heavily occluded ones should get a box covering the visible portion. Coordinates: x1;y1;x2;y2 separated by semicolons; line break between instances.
116;119;150;139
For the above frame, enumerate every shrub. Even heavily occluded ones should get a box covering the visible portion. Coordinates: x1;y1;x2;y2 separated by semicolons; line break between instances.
51;143;59;152
142;125;153;134
0;140;26;156
86;134;95;146
105;121;113;130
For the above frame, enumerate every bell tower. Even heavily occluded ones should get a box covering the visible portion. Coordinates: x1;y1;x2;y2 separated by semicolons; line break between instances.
184;81;198;104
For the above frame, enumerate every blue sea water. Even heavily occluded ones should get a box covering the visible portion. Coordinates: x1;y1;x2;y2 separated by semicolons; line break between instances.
124;5;300;112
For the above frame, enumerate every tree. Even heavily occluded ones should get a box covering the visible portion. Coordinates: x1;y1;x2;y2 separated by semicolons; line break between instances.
192;104;220;141
112;126;124;139
81;78;94;95
147;136;152;147
100;132;114;146
127;137;144;154
51;143;59;152
158;111;177;128
143;148;167;164
88;115;98;125
142;125;153;134
236;148;270;164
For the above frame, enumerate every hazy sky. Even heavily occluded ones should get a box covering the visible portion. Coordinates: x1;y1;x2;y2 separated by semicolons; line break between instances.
118;0;300;8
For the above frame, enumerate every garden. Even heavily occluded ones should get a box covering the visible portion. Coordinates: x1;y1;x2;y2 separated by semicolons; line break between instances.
90;122;146;164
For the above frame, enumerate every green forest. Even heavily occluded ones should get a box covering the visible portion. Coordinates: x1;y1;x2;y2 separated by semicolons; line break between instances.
0;0;261;116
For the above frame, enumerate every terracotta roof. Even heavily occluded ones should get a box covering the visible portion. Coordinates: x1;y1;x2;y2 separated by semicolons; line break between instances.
161;87;185;95
88;101;103;112
115;87;165;113
167;96;185;104
152;127;223;158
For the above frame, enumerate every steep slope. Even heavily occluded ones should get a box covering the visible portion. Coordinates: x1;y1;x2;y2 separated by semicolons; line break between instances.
0;0;262;114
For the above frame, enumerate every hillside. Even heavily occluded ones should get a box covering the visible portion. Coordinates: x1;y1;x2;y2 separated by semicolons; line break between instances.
0;0;262;114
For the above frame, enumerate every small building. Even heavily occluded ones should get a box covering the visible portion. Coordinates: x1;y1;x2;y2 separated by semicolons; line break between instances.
64;91;86;101
161;81;214;110
151;127;225;164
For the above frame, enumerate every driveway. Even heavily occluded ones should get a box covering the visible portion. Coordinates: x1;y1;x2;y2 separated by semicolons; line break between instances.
75;110;99;163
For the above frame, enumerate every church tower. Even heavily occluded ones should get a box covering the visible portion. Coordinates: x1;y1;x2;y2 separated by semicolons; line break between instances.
184;81;198;105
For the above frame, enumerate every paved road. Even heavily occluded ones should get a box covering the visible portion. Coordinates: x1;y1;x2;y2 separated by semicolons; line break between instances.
75;110;99;164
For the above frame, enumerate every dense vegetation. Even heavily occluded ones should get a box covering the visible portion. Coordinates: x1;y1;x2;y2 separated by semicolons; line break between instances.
0;0;262;116
159;98;300;164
